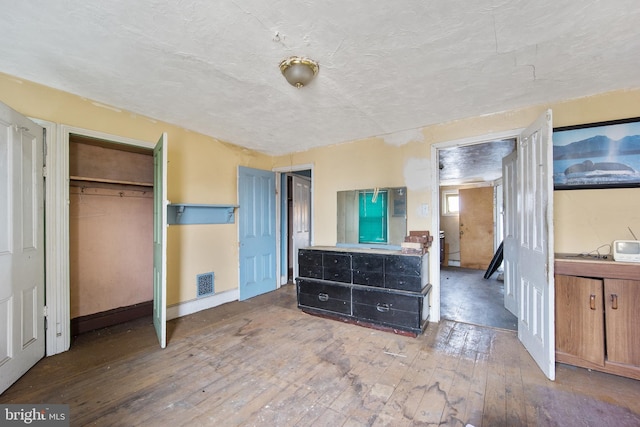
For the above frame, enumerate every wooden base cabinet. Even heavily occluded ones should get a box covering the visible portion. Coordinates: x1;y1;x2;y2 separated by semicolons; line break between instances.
555;275;605;367
555;255;640;380
296;247;431;336
604;279;640;367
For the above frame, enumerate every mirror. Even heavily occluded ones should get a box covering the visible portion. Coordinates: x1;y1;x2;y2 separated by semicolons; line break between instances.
337;187;407;247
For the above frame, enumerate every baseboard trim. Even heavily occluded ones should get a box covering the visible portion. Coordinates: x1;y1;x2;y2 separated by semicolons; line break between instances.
167;289;239;321
71;301;153;336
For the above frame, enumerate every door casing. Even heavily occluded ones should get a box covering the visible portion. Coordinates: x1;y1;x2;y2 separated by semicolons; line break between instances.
46;124;155;355
430;129;524;323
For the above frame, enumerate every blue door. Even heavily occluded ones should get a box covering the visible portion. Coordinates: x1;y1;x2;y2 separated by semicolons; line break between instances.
238;166;277;300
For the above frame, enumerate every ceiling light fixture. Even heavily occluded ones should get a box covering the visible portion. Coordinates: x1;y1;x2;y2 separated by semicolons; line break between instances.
279;56;319;88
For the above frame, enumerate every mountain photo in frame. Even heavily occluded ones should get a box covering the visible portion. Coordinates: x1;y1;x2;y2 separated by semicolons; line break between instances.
553;117;640;190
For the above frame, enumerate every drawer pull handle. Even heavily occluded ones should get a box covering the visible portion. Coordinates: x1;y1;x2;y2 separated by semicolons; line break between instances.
589;294;596;310
611;294;618;310
318;293;329;302
376;303;390;312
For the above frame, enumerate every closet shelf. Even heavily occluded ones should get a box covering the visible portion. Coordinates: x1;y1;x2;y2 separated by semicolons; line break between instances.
167;204;238;225
70;175;153;187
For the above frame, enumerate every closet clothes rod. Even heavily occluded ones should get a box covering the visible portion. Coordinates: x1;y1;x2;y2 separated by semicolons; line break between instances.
70;175;153;187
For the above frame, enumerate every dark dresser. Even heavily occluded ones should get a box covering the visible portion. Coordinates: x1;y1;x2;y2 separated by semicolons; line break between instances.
296;246;431;336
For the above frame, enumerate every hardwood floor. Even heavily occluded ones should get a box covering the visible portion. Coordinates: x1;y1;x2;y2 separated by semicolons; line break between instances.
2;284;639;426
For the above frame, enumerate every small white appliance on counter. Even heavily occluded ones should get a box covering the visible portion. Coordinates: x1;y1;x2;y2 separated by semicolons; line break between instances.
612;240;640;263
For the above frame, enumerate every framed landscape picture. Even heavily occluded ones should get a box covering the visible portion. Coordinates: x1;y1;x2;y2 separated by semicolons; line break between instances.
553;117;640;190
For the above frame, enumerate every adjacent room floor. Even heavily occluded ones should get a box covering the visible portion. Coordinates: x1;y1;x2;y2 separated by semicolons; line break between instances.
440;266;518;331
2;284;638;426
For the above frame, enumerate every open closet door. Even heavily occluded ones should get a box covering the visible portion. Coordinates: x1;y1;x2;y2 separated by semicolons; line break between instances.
516;110;555;380
502;151;518;316
153;133;168;348
0;103;45;394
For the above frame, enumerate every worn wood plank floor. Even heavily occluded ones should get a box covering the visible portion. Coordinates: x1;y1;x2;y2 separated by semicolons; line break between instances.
2;284;639;426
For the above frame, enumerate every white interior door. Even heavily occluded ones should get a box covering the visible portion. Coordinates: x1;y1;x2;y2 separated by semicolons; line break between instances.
291;175;311;279
502;151;518;316
517;110;555;380
153;133;168;348
0;103;45;394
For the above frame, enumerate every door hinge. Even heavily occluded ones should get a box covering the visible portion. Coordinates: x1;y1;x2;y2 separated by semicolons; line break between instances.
43;165;48;178
43;305;48;317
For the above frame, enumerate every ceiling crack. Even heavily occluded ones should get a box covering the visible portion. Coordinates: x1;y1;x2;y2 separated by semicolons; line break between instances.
492;15;499;53
329;38;346;57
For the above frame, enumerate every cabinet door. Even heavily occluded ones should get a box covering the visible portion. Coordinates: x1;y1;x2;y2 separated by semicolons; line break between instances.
605;279;640;366
555;275;605;366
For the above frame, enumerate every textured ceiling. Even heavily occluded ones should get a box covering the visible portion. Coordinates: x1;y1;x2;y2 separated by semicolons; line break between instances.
2;1;640;155
439;139;516;185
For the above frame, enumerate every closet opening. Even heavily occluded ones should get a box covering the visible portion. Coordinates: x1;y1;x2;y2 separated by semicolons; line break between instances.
69;134;154;338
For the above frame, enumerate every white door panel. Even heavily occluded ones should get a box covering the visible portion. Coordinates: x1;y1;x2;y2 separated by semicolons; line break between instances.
153;133;168;348
0;103;45;394
517;110;555;380
291;175;311;279
502;151;518;316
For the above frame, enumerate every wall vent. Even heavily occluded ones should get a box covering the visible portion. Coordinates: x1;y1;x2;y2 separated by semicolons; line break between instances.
196;272;214;298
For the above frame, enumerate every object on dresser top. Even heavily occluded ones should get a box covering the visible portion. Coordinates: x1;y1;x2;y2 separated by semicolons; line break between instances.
401;230;435;254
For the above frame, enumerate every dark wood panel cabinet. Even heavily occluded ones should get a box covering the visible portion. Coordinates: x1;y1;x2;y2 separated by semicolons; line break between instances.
555;255;640;380
296;247;431;336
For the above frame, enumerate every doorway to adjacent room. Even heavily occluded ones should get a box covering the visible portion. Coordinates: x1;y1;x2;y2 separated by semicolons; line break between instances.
436;138;517;330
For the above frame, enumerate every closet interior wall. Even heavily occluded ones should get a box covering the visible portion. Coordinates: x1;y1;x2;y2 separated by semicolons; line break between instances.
69;135;154;334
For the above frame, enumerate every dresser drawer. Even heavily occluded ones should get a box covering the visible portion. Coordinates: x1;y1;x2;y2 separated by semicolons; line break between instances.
352;270;384;287
352;288;421;329
323;267;352;283
299;265;323;279
384;274;422;292
298;250;323;279
297;279;351;315
385;255;422;276
322;253;351;270
352;254;384;272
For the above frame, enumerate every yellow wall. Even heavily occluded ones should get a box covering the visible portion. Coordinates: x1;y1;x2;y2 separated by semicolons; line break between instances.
274;89;640;256
3;70;640;311
0;72;271;306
